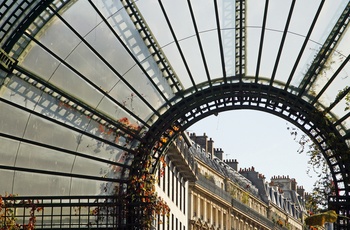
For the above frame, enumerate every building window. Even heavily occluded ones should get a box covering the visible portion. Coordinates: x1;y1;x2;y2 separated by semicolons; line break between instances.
171;214;174;229
176;175;178;206
171;170;174;202
167;166;170;196
193;195;197;217
162;165;166;193
183;183;186;214
179;181;182;211
158;164;161;187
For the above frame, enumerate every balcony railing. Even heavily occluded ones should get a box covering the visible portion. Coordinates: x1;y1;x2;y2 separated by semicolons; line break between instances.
197;174;232;202
167;137;197;181
196;174;281;229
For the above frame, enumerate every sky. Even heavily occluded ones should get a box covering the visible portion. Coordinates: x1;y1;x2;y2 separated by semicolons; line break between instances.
188;109;318;193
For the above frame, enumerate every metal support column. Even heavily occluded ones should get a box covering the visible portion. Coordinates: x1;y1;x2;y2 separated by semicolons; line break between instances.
235;0;246;79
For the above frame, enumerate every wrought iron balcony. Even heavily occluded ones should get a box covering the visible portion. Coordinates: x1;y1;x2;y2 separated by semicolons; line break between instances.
196;173;284;229
166;137;197;182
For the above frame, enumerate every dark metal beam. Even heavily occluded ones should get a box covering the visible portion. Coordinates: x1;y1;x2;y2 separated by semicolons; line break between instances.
255;0;269;82
334;111;350;127
213;0;227;83
298;2;350;97
0;164;126;183
284;0;325;91
0;131;130;169
312;54;350;105
157;0;197;92
15;61;147;138
47;5;162;118
187;0;212;87
1;1;53;52
324;86;350;114
120;0;184;95
270;0;295;85
235;0;246;79
0;97;135;154
0;48;17;72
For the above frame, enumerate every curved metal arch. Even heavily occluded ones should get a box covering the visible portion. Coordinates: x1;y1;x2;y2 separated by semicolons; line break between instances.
144;80;349;199
1;0;350;228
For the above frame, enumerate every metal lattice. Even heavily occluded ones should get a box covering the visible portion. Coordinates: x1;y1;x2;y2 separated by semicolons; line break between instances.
0;0;350;228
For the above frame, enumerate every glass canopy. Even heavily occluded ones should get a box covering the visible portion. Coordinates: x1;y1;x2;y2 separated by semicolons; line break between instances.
0;0;349;223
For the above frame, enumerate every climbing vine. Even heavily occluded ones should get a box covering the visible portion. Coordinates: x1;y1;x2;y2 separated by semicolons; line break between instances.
0;194;43;230
124;125;179;228
286;86;350;213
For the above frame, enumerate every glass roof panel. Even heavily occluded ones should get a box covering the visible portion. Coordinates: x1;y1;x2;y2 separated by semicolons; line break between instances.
20;43;61;81
0;138;19;166
134;0;175;47
161;43;193;88
0;101;30;137
248;29;283;82
271;34;307;87
0;170;14;194
156;0;196;41
13;172;71;196
1;76;41;109
1;0;350;199
190;0;217;33
288;42;323;90
23;115;80;151
76;134;128;164
200;32;223;80
70;178;113;195
15;143;75;173
108;67;162;120
71;157;110;178
309;1;348;44
179;37;210;85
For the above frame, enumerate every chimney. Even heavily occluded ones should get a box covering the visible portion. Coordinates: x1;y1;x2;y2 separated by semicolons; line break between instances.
208;138;214;158
291;178;297;191
297;186;305;198
190;133;208;153
224;159;238;171
270;175;292;190
214;148;224;160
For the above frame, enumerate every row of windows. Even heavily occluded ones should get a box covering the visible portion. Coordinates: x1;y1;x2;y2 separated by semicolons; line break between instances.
192;194;227;228
157;159;186;215
156;214;185;230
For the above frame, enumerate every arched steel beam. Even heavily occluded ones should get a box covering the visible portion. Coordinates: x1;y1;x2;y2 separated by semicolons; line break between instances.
139;80;349;208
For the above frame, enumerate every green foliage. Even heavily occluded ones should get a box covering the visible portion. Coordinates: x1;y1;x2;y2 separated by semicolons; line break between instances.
0;194;43;230
287;125;333;212
335;86;350;111
345;90;350;111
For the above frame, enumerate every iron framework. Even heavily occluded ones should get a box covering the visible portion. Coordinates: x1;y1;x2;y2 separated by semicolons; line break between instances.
0;0;350;228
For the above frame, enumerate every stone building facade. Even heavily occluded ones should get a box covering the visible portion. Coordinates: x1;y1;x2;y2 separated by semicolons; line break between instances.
154;132;307;229
188;133;307;230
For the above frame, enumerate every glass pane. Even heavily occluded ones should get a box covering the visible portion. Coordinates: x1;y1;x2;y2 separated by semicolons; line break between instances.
13;172;71;196
0;170;14;194
70;177;116;195
71;157;109;178
0;101;29;137
16;143;75;173
0;138;20;166
76;134;126;162
2;75;41;109
23;115;80;151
